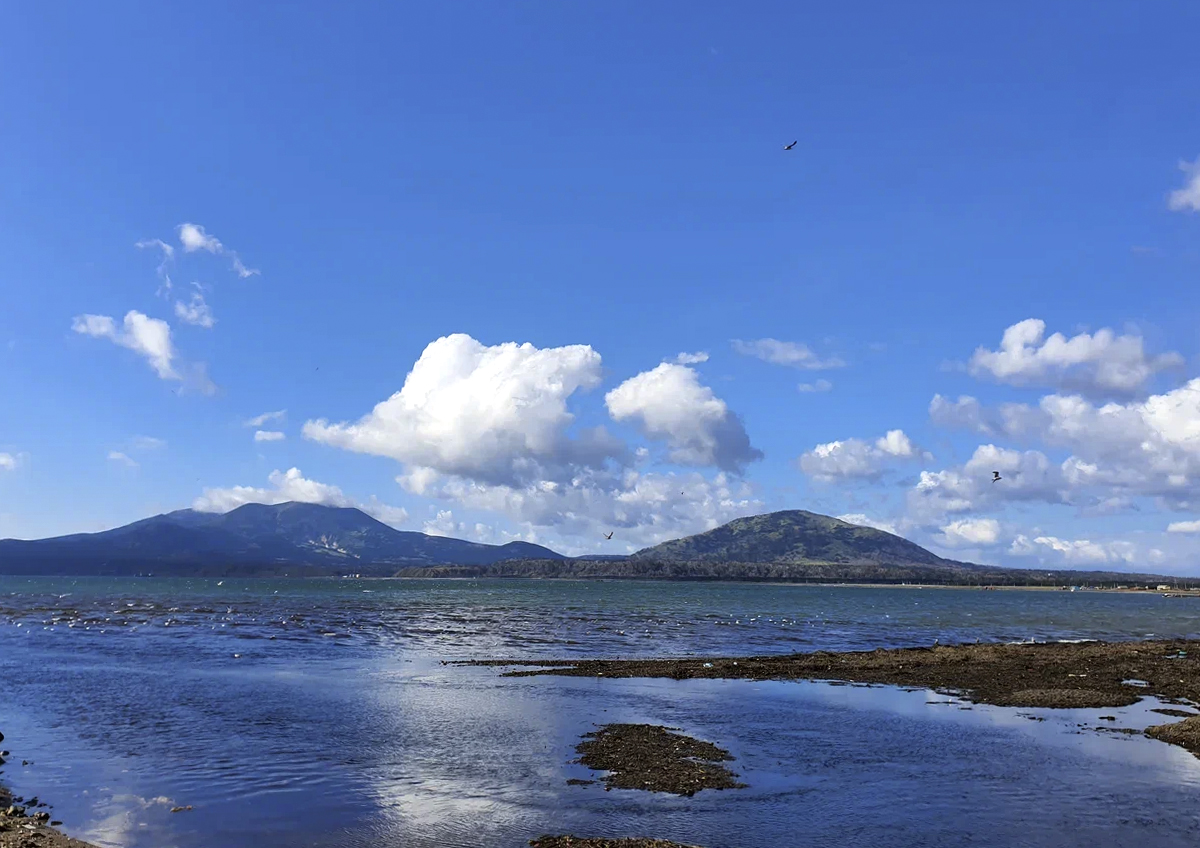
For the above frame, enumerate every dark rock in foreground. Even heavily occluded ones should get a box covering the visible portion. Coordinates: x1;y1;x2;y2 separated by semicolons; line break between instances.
531;839;705;848
572;723;746;796
1146;715;1200;757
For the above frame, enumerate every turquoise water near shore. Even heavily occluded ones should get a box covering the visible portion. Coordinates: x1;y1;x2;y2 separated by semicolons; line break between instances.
2;577;1200;847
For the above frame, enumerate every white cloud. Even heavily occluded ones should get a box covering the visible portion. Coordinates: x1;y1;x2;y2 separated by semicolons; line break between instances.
907;445;1068;524
929;380;1200;511
967;318;1182;396
72;310;178;380
131;436;166;451
799;429;926;481
177;222;259;278
938;517;1001;548
1008;534;1137;567
605;362;762;473
178;223;222;253
731;338;845;370
672;351;709;365
1168;157;1200;212
108;451;138;468
423;509;460;537
174;289;215;328
136;238;175;296
405;467;764;552
0;453;16;471
245;410;287;428
193;467;408;528
304;334;623;487
1167;520;1200;534
837;513;900;535
797;379;833;393
254;430;286;442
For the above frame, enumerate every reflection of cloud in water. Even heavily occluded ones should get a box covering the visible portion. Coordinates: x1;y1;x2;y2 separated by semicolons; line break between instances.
77;794;176;848
359;659;583;845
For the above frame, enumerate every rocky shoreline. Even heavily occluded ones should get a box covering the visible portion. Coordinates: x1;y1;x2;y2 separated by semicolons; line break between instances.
464;638;1200;757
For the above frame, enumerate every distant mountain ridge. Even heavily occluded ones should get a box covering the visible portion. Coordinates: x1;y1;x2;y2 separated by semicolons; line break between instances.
2;503;1191;584
0;501;565;576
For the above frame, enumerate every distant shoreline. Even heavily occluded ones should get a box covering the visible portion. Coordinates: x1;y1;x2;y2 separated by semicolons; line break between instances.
2;572;1198;594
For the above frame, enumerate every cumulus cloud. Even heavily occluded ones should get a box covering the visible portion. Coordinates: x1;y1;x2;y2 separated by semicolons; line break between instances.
0;453;16;471
907;445;1068;523
605;362;762;473
1008;533;1138;567
245;410;286;427
967;318;1182;396
1167;520;1200;534
303;334;766;550
797;379;833;393
177;222;259;278
72;310;178;380
799;429;927;481
929;380;1200;512
938;517;1001;548
174;289;215;328
108;451;138;468
837;513;900;535
193;467;408;528
254;430;286;442
304;334;624;487
1168;157;1200;212
731;338;845;370
672;351;709;365
405;467;763;552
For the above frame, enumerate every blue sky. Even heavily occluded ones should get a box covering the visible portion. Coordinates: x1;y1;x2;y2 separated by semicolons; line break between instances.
3;2;1200;571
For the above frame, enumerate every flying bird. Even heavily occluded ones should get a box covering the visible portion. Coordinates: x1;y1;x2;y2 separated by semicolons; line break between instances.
604;531;614;540
783;140;798;150
992;471;1001;483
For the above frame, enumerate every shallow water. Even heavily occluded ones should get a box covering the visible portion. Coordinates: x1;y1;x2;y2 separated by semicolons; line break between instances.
2;577;1199;847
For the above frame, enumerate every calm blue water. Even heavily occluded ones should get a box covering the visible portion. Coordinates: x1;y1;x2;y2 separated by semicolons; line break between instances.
2;577;1200;848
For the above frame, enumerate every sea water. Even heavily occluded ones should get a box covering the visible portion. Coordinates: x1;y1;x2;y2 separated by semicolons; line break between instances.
2;577;1199;847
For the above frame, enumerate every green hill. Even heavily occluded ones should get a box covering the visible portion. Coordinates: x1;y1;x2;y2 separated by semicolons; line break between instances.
629;510;949;567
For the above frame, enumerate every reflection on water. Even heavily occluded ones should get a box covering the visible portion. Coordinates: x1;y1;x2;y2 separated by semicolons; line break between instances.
1;577;1199;847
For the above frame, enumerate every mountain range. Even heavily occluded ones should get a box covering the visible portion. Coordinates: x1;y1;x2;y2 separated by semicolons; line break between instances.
0;502;1190;585
0;502;564;576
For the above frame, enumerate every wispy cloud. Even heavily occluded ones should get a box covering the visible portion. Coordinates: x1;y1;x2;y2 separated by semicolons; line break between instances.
130;436;166;451
672;351;709;365
797;379;833;393
178;223;259;278
245;410;287;427
254;430;286;442
174;288;216;328
731;338;845;370
108;450;138;468
136;238;175;297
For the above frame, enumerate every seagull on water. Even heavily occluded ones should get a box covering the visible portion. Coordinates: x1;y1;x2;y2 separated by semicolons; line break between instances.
604;531;614;540
783;140;798;150
992;471;1002;483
